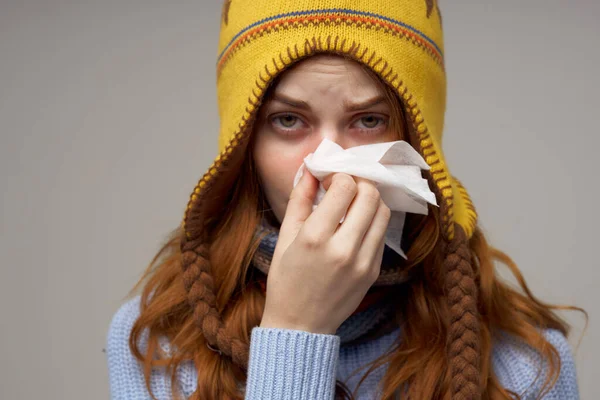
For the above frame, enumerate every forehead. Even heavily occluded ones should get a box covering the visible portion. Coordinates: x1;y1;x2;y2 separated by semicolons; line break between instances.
271;55;382;96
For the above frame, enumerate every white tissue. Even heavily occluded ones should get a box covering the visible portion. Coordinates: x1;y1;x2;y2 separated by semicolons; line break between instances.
292;138;438;259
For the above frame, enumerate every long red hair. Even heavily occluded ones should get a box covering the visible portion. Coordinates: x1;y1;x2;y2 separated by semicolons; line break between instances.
128;62;586;400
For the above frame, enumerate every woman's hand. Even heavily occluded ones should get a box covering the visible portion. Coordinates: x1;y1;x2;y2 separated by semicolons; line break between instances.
259;171;391;335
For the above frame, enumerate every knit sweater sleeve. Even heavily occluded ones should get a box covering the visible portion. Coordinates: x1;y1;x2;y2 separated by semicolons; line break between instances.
106;296;340;400
106;297;156;399
106;297;198;400
245;327;340;399
492;328;580;399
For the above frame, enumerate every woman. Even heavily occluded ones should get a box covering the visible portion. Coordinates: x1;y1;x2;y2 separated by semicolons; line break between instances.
106;1;586;399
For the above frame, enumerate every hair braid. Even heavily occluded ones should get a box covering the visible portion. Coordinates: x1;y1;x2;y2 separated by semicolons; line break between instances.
444;224;482;400
181;239;250;370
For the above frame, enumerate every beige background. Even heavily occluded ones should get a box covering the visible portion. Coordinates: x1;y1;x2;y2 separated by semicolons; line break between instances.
1;1;598;399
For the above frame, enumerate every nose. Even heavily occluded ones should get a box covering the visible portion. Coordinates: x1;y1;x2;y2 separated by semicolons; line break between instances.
318;125;350;150
311;127;347;191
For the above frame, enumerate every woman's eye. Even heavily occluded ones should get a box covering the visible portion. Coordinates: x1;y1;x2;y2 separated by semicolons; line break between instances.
354;115;387;131
272;114;302;129
360;116;380;128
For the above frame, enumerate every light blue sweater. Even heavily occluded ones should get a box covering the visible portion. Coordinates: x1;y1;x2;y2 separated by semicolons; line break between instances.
106;296;579;399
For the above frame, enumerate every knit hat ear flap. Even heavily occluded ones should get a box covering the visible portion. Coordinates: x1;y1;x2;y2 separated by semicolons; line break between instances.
180;133;253;371
403;94;482;399
182;134;250;243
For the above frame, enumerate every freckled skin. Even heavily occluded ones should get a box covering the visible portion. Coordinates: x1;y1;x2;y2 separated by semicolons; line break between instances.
253;55;398;224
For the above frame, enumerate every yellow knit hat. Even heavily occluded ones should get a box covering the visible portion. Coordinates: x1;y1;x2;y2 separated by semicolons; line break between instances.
183;0;477;242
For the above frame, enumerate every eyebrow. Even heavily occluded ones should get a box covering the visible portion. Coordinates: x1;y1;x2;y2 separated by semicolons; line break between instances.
343;96;386;112
271;93;387;112
272;93;310;110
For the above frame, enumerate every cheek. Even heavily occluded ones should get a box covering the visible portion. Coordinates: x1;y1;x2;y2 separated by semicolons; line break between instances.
253;139;313;216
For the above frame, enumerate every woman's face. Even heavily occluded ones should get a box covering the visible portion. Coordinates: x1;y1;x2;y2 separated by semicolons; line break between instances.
253;55;400;223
